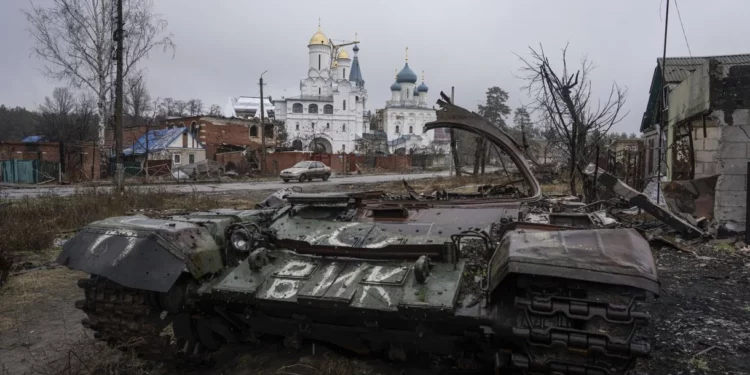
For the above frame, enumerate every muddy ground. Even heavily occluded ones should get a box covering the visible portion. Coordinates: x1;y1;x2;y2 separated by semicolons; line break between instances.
1;180;749;374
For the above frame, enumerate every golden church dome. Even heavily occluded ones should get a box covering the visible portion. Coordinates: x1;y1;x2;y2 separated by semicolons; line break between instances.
309;27;329;45
337;49;349;59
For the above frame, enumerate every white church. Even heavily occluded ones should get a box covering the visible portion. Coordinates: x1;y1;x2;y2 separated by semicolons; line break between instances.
273;26;368;153
382;53;448;154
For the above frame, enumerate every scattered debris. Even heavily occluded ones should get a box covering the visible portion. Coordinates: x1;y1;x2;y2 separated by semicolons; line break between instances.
585;164;704;239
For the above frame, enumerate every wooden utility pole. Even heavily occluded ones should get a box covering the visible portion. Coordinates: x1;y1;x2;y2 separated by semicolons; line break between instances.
656;0;669;204
113;0;125;190
450;86;461;176
259;70;268;173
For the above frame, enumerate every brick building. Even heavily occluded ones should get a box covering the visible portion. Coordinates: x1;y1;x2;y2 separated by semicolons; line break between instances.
162;116;273;161
640;54;750;234
0;141;100;182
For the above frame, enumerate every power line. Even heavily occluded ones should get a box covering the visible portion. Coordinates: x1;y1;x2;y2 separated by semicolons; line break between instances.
673;0;692;57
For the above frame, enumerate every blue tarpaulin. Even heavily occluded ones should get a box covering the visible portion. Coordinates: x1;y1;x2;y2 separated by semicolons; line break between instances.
123;128;188;156
21;135;47;143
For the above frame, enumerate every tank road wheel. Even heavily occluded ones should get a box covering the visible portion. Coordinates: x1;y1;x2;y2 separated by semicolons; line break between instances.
75;276;235;366
298;174;306;182
322;173;330;181
510;277;651;375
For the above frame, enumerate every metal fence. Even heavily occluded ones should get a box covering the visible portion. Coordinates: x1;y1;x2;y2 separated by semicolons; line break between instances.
0;160;60;184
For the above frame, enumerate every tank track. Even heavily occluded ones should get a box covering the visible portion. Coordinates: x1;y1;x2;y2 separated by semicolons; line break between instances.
75;276;212;365
510;278;650;375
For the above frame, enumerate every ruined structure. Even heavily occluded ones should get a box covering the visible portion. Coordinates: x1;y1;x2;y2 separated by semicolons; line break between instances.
641;54;750;234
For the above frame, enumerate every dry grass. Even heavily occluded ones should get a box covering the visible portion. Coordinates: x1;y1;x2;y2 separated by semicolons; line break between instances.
0;187;226;256
0;267;84;310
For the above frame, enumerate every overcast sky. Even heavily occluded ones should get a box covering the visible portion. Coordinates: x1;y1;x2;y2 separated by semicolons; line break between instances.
1;0;748;133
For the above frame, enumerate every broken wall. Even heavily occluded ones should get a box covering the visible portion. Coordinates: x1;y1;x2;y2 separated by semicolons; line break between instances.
710;64;750;234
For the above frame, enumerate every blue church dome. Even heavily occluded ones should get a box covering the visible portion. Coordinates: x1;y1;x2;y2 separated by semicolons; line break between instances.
390;81;402;91
396;63;417;83
417;81;429;92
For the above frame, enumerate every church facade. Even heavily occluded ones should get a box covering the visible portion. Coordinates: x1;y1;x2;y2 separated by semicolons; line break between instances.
273;27;367;153
382;56;448;154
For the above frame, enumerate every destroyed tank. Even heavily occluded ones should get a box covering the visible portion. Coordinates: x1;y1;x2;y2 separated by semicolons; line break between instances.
57;95;659;374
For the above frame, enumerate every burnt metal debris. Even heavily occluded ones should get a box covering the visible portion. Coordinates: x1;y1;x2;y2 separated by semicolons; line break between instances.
585;163;705;239
57;95;659;375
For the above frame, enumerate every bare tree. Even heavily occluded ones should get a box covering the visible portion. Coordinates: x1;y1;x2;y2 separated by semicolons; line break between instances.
187;99;203;116
125;73;151;126
159;97;175;117
37;87;98;143
208;104;222;117
24;0;175;147
40;87;77;116
174;100;189;117
519;45;627;196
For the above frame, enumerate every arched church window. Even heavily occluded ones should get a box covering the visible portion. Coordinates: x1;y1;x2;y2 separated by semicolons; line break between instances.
395;125;400;133
343;68;346;78
292;103;303;113
342;144;346;151
250;125;258;137
409;126;413;134
326;123;330;129
342;124;346;132
356;96;359;102
309;104;318;114
324;104;333;114
318;88;321;95
295;122;300;131
318;55;321;70
265;124;274;138
343;100;346;111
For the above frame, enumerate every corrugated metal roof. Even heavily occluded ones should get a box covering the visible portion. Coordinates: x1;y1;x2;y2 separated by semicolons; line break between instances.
658;54;750;83
123;128;198;156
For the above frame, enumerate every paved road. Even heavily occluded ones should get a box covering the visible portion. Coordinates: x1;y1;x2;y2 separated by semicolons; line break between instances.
0;171;455;199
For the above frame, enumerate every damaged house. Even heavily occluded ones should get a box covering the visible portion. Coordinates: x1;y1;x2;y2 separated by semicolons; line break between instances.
640;54;750;234
123;127;205;169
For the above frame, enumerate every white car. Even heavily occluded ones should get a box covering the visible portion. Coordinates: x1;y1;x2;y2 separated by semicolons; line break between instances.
280;161;331;182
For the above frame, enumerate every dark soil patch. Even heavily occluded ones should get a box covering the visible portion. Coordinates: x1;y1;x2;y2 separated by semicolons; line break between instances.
639;242;750;374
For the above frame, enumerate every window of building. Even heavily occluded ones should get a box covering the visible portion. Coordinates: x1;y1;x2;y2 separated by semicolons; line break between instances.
292;139;303;150
343;68;346;78
342;124;346;132
249;125;258;137
318;55;321;70
178;122;185;128
292;103;303;113
295;122;300;131
324;104;333;114
265;124;274;138
318;87;321;95
326;123;330;129
395;125;400;133
188;154;195;164
342;144;346;151
343;100;346;111
356;96;359;102
309;104;318;114
173;154;181;165
409;126;413;133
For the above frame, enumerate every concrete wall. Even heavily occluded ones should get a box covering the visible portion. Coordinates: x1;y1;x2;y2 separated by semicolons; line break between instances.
710;64;750;233
713;109;750;233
